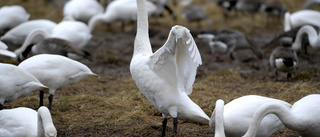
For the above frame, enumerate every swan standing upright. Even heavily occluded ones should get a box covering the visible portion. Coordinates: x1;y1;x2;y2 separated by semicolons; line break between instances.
0;107;57;137
18;54;98;110
130;0;209;136
0;5;30;35
244;94;320;137
0;63;48;110
209;95;291;137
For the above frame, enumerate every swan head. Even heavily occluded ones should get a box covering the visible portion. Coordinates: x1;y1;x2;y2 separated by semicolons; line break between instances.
45;125;57;137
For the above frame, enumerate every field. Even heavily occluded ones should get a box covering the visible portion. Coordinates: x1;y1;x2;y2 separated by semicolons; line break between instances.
1;0;320;136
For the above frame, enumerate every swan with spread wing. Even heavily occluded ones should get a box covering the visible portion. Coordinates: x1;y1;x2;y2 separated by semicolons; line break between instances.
130;0;209;136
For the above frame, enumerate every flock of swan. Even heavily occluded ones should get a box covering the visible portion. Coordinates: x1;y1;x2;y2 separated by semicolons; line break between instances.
0;0;319;136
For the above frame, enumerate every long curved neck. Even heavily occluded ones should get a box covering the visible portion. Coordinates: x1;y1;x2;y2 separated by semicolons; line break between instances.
14;29;49;56
243;102;299;137
134;0;152;56
292;25;320;50
213;99;226;137
37;107;56;137
284;12;291;31
88;14;105;33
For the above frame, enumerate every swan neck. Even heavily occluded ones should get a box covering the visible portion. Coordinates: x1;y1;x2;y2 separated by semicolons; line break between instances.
14;29;49;57
134;0;152;56
284;12;291;31
293;25;319;50
37;107;57;137
213;99;226;137
243;102;294;137
88;14;104;33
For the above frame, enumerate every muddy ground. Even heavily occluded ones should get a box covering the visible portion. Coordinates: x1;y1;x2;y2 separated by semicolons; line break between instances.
2;0;320;136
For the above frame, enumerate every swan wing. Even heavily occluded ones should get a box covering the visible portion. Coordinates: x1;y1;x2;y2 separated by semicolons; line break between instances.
149;25;202;95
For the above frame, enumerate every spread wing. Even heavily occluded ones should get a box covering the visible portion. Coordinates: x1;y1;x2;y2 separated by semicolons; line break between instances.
149;25;202;95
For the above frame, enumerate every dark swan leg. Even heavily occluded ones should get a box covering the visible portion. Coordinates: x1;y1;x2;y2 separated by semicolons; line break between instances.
274;69;278;82
48;94;54;110
173;118;178;134
0;104;3;110
287;72;292;80
39;90;44;107
161;117;168;137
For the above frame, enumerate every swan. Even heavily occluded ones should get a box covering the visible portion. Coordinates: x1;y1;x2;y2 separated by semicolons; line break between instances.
0;106;57;137
292;25;320;53
130;0;209;136
210;99;226;137
88;0;159;32
0;19;57;50
0;63;48;110
63;0;104;23
243;94;320;137
269;46;298;81
0;5;30;35
18;54;98;110
0;41;16;58
14;29;92;61
209;95;291;137
284;10;320;32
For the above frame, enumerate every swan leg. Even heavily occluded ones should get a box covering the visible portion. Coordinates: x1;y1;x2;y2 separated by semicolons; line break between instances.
0;104;3;110
161;117;168;137
287;72;292;79
48;94;54;110
274;69;278;82
39;90;44;107
173;117;178;134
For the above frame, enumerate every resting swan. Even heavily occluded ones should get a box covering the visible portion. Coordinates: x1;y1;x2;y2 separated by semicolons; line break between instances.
243;94;320;137
63;0;104;23
209;95;291;137
284;10;320;32
130;0;208;136
18;54;98;110
0;5;30;35
0;107;57;137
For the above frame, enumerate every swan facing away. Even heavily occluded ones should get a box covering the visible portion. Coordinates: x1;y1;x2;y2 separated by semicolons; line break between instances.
0;107;57;137
244;94;320;137
18;54;98;110
130;0;209;136
0;63;48;110
0;5;30;35
210;95;291;137
292;25;320;53
269;46;298;81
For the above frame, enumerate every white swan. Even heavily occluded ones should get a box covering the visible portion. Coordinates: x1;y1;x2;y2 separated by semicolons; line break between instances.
0;19;57;49
0;106;57;137
18;54;98;110
88;0;159;32
292;25;320;52
0;63;48;110
63;0;104;23
269;46;298;81
284;10;320;32
130;0;208;136
209;95;291;137
0;5;30;35
0;41;16;58
244;94;320;137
